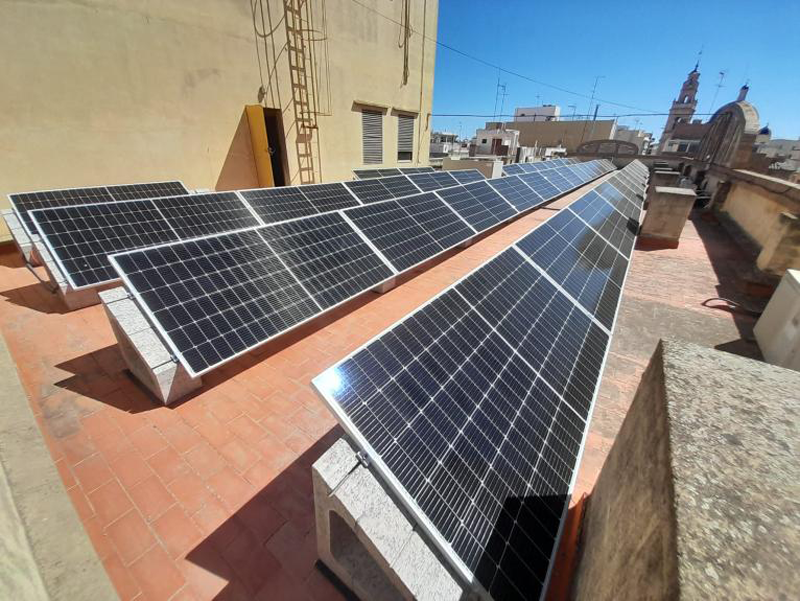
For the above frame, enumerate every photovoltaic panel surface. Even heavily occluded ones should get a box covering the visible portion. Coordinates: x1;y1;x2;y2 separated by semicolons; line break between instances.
31;200;181;289
313;163;647;601
10;187;115;235
344;201;444;271
344;175;419;204
152;192;260;239
518;173;560;202
111;229;320;375
260;213;395;310
300;182;360;212
408;171;459;192
487;176;542;211
106;181;189;201
239;187;317;223
435;181;516;233
397;192;475;249
353;168;402;179
568;191;638;256
400;167;435;174
541;170;571;192
449;170;486;184
502;163;525;175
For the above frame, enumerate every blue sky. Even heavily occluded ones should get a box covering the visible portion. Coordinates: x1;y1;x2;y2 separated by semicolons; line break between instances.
431;0;800;141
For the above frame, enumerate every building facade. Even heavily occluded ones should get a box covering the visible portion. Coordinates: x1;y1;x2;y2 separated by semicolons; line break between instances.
472;127;520;157
658;66;700;153
0;0;438;241
502;119;617;154
513;105;561;122
614;126;653;154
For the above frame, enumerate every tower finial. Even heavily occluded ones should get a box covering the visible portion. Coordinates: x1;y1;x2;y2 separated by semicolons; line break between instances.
694;45;704;72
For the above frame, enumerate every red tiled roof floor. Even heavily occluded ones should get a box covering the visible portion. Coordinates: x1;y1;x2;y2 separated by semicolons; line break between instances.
0;182;761;600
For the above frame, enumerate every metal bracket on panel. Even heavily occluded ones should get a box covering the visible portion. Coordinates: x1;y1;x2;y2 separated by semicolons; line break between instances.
356;450;371;468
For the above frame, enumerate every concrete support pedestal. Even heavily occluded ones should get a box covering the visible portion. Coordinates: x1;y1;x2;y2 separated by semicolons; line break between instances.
639;186;696;249
571;340;800;601
100;287;202;405
372;277;397;294
645;170;680;209
35;243;105;310
312;438;467;601
2;210;42;265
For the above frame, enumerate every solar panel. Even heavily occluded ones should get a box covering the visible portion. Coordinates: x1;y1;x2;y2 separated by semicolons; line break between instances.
344;175;419;204
449;170;486;184
397;192;475;249
487;176;543;211
436;181;516;233
595;182;642;220
151;192;260;239
260;213;395;309
515;209;626;330
30;200;180;289
344;201;444;271
408;171;459;192
300;182;360;212
312;252;617;600
111;229;320;374
540;170;571;192
353;168;402;179
502;164;525;175
400;167;435;174
555;167;582;188
9;187;115;236
517;173;560;202
239;187;317;223
106;181;189;201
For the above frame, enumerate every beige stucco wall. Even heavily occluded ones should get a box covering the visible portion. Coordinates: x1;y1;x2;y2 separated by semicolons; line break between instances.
509;120;616;153
0;0;437;241
723;181;792;247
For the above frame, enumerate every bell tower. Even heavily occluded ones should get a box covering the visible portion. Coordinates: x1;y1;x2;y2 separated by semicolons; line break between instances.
658;66;700;152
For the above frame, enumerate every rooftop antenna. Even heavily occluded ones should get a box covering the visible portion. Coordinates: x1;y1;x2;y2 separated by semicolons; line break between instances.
707;69;727;114
694;45;704;71
498;84;509;124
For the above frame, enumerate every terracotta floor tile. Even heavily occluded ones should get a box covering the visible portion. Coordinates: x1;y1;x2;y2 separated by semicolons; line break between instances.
283;429;317;456
60;430;97;466
109;451;153;490
180;546;233;600
170;585;200;601
83;514;115;561
222;528;282;595
87;479;132;526
161;421;203;454
168;471;216;515
147;445;191;484
185;441;227;480
128;475;176;522
237;493;286;544
304;567;346;601
128;543;186;600
54;457;76;489
259;411;296;441
243;459;280;489
103;552;142;601
191;499;244;552
153;505;203;559
192;414;234;448
128;424;168;459
207;396;243;424
106;509;157;565
227;414;267;445
207;467;255;513
265;521;318;581
218;438;259;474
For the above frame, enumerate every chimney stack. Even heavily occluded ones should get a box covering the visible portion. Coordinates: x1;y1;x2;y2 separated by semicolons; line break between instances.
737;84;749;102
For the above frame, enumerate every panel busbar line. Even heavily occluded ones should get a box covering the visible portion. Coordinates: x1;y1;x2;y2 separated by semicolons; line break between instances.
312;161;647;601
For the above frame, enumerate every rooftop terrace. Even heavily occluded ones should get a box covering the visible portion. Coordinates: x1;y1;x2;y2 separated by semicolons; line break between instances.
0;176;763;600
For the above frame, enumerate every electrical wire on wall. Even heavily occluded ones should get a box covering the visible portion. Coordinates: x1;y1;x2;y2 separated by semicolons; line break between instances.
398;0;411;86
250;0;284;108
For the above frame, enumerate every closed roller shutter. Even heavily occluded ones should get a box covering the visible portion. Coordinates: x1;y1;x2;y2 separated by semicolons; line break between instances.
362;110;383;165
397;114;415;161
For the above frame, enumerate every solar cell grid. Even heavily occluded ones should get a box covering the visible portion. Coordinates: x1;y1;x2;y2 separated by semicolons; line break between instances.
568;192;637;257
540;170;571;192
436;181;516;233
10;187;115;235
555;167;582;188
353;168;402;179
397;192;475;249
449;170;486;184
408;171;459;192
517;173;560;202
31;200;180;289
106;181;189;201
344;201;443;271
260;213;395;310
487;176;542;211
111;229;320;375
502;164;525;175
344;175;419;204
301;182;360;212
239;187;317;223
152;192;261;239
515;209;626;330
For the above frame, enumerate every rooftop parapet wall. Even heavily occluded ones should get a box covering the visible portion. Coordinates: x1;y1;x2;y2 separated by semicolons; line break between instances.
571;339;800;601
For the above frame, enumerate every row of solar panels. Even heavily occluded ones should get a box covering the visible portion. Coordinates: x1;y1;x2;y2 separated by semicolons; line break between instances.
103;160;615;376
353;166;435;179
502;157;578;176
313;160;648;601
22;161;612;291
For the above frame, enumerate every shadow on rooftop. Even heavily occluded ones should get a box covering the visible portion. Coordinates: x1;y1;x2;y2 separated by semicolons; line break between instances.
1;281;66;315
183;426;349;599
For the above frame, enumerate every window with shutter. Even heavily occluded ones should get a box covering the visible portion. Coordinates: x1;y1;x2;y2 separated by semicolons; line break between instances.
362;110;383;165
397;114;415;162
